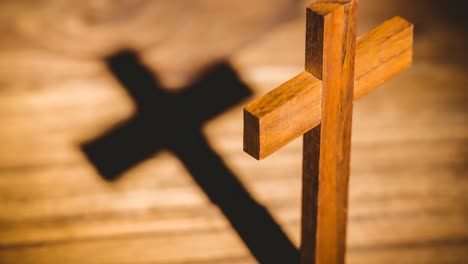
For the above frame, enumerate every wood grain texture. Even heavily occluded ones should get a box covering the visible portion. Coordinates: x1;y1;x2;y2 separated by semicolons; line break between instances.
243;71;321;159
302;126;321;263
0;0;467;263
301;1;357;263
244;16;413;160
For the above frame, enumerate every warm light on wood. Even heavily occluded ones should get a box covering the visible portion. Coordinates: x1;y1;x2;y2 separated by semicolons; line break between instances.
243;1;414;263
4;1;467;263
244;16;413;160
301;1;357;263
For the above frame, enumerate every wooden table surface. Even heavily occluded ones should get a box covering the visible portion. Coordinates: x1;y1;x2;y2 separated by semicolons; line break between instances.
0;0;467;263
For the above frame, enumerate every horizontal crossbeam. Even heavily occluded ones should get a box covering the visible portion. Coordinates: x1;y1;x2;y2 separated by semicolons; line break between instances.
244;16;413;160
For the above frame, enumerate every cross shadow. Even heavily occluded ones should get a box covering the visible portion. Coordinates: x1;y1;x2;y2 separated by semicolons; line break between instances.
81;50;300;264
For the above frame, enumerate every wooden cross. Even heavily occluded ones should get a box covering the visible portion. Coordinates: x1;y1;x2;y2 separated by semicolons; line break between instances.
243;1;413;263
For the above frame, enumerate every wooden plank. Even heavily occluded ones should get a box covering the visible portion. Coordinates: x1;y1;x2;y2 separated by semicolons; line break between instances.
244;16;413;160
1;137;465;222
1;139;467;261
1;208;467;264
347;243;468;264
0;229;251;264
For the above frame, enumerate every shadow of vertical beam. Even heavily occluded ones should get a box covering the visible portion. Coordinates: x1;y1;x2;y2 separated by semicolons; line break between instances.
169;129;299;263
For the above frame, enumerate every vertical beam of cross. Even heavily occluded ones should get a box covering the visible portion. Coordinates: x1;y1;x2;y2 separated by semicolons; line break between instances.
302;1;357;263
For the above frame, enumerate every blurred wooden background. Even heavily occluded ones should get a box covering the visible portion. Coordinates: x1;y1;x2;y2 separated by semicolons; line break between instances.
0;0;467;263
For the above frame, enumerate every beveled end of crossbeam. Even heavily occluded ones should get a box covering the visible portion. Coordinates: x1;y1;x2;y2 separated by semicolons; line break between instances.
244;71;321;160
244;16;413;160
243;109;260;159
